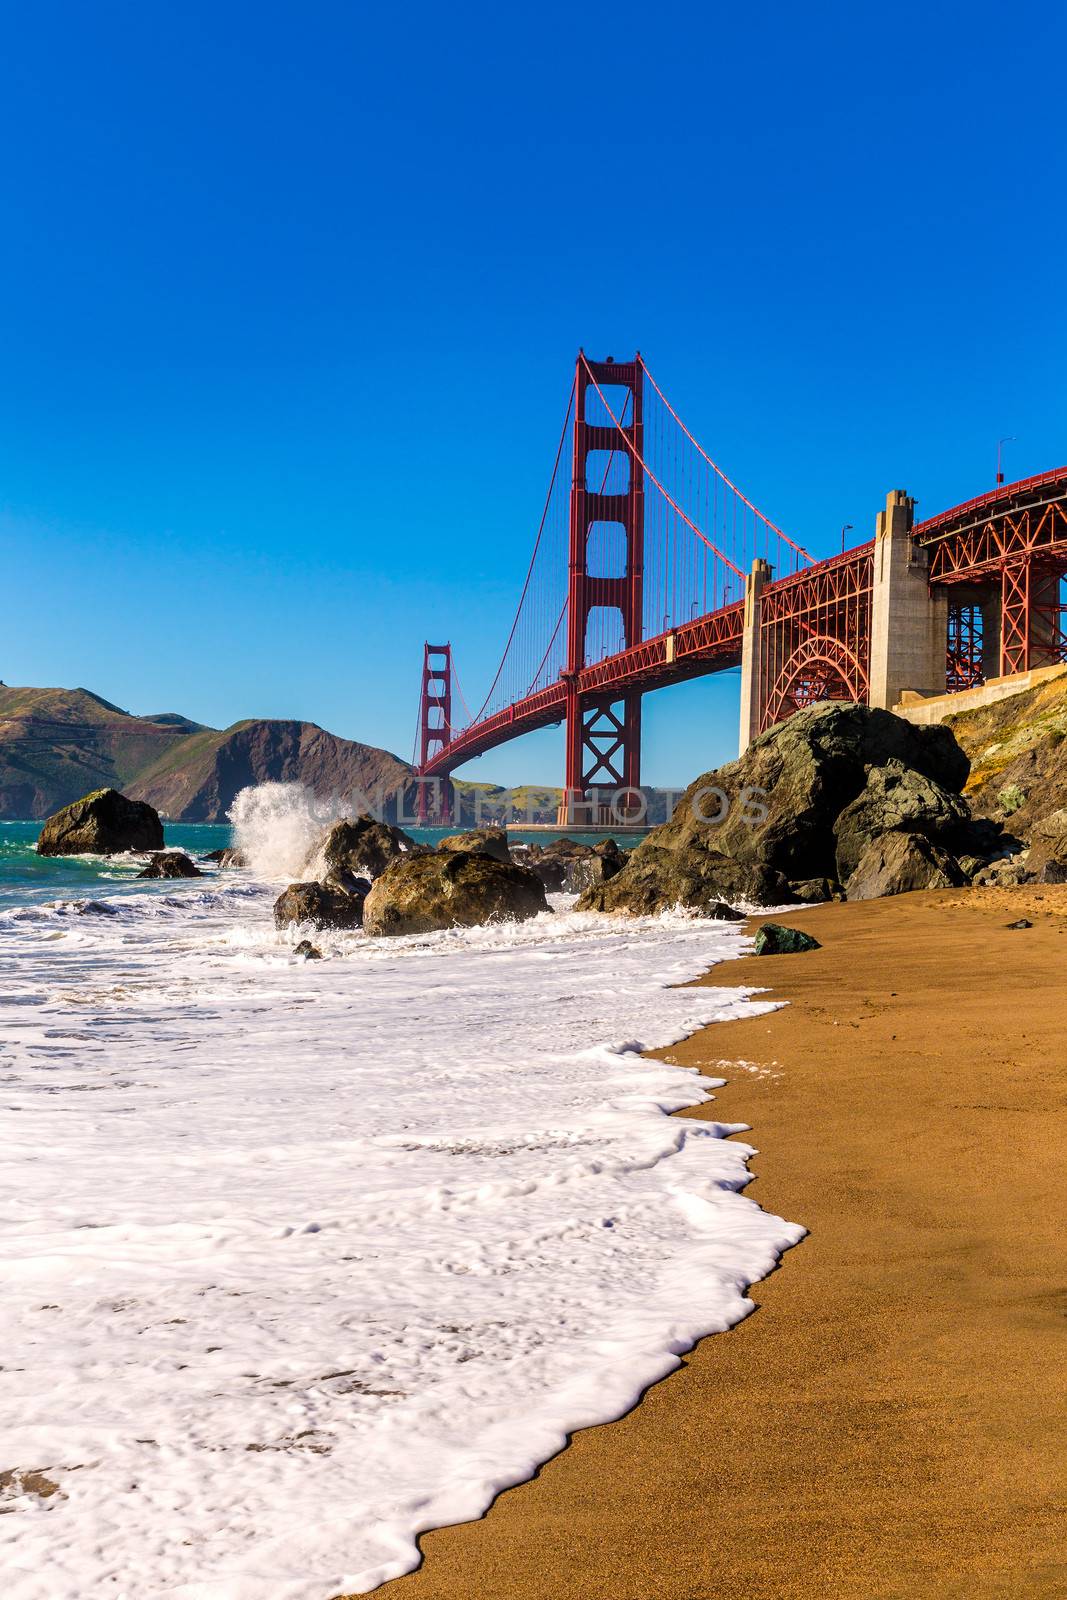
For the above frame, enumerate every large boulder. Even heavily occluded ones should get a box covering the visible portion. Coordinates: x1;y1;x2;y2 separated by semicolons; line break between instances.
832;760;972;880
844;831;968;900
437;828;511;863
363;850;548;937
578;703;972;917
137;851;202;879
36;789;164;857
317;815;421;881
273;877;368;930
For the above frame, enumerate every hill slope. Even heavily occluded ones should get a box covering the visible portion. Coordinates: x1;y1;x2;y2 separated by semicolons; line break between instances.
127;719;415;822
945;666;1067;840
0;685;416;822
0;686;203;818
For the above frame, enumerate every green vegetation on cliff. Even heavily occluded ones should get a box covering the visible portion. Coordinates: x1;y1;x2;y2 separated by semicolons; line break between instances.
946;666;1067;839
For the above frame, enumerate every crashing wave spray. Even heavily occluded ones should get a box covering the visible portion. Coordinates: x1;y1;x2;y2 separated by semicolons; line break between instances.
228;783;346;879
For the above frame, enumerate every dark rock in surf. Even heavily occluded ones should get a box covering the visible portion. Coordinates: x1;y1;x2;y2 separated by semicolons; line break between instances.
273;879;367;931
318;815;422;881
293;939;324;958
362;850;548;937
519;848;567;892
523;836;628;893
36;788;164;857
137;850;203;879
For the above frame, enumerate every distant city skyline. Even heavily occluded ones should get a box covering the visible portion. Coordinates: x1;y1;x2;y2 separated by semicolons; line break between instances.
3;2;1065;785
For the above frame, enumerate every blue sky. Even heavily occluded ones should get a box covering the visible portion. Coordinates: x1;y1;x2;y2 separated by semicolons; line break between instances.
2;1;1064;785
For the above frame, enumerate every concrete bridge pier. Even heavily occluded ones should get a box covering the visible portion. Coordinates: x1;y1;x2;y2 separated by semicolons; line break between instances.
868;489;949;709
737;557;771;751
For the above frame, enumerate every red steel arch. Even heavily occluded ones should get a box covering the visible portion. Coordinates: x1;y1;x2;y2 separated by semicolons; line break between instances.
762;634;868;727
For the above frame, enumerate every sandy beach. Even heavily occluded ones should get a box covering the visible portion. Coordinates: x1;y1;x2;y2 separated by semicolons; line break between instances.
380;887;1067;1600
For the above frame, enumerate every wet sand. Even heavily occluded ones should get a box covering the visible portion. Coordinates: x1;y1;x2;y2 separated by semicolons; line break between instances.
378;887;1067;1599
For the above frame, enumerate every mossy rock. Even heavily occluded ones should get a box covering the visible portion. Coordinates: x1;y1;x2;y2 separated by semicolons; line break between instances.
753;923;821;955
36;788;164;857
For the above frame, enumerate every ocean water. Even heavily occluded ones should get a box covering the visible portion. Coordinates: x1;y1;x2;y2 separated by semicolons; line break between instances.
0;799;802;1599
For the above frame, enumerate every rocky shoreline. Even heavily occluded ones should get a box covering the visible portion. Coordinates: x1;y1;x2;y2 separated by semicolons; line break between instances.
33;696;1066;942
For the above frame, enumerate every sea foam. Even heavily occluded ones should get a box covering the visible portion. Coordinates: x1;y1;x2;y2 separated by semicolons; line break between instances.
229;781;348;879
0;837;802;1598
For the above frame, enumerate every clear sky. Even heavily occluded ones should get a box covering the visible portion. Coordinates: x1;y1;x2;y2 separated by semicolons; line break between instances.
3;1;1065;786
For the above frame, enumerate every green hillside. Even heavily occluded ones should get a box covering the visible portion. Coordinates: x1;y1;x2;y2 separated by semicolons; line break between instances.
0;686;207;819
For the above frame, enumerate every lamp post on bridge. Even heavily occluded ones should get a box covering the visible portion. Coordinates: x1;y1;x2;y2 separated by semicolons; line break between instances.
840;524;853;554
997;437;1016;486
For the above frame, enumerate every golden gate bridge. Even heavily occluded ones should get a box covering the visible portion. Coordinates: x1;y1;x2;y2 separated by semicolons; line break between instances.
415;352;1067;824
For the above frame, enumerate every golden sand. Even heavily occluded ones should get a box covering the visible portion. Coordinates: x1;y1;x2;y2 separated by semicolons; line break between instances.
379;888;1067;1599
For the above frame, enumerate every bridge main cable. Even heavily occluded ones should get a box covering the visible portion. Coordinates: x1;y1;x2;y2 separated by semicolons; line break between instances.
637;357;814;565
579;354;746;580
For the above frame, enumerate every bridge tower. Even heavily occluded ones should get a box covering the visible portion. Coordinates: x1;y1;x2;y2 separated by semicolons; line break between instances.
417;642;454;825
560;353;645;824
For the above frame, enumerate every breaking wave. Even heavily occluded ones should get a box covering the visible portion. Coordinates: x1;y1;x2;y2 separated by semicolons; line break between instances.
228;782;347;880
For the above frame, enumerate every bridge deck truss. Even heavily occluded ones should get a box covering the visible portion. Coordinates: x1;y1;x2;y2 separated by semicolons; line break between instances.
757;545;874;731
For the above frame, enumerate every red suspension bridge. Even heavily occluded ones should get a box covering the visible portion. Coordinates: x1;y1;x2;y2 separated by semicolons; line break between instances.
416;352;1067;823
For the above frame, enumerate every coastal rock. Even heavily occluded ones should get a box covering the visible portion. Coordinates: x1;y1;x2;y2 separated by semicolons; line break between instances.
578;703;972;917
323;867;372;899
273;879;367;931
585;838;628;888
844;831;967;900
788;877;839;903
578;842;787;916
973;854;1032;888
362;850;548;937
318;815;421;881
832;760;972;880
519;847;567;892
1019;808;1067;882
137;851;202;879
437;828;511;863
36;788;165;857
753;922;822;954
705;900;747;921
293;939;323;959
202;846;247;866
524;836;629;893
